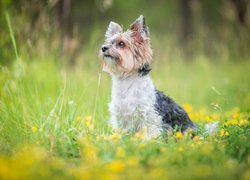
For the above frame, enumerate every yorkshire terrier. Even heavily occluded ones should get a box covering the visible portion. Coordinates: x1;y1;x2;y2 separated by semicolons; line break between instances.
99;15;197;137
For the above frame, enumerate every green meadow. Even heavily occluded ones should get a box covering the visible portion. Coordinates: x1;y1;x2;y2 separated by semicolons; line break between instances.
0;53;249;179
0;1;250;178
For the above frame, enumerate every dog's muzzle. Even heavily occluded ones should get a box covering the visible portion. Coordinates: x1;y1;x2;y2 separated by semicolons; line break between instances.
101;46;109;52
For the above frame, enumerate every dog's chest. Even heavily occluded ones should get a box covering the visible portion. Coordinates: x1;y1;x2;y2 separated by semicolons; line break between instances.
109;75;157;127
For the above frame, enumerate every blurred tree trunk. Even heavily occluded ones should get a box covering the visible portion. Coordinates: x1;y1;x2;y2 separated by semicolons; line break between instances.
58;0;78;65
58;0;71;38
231;0;248;27
180;0;193;59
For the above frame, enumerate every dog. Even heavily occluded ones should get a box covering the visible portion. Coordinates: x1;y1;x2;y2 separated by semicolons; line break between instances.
99;15;197;138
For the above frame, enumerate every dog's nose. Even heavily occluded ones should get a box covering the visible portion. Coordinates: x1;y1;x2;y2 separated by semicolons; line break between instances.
101;46;109;52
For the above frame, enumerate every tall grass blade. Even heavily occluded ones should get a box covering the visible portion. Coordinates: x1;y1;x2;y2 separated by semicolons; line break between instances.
93;72;102;122
5;12;19;60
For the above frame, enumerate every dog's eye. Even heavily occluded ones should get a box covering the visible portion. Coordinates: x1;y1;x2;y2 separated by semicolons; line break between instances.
118;41;125;48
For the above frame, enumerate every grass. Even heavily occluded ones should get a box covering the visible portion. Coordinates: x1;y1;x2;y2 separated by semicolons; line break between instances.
0;12;249;179
0;55;249;179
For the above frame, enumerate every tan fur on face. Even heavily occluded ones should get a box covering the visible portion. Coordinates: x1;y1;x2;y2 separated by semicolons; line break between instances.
100;16;153;77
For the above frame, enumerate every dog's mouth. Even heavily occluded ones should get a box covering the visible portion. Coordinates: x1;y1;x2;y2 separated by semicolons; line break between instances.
104;54;114;59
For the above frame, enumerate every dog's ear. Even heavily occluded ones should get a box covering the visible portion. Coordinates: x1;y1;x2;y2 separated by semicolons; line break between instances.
130;15;149;41
105;21;122;39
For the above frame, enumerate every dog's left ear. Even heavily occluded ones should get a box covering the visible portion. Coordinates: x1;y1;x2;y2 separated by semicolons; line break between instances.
105;21;123;39
130;15;149;41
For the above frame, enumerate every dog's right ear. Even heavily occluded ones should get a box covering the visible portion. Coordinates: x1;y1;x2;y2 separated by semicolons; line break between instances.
130;15;149;42
105;21;122;39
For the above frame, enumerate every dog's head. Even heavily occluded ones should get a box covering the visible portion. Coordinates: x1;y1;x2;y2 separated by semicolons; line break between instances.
99;15;152;77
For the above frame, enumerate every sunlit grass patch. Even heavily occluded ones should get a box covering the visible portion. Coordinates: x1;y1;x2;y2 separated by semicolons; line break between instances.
0;58;249;179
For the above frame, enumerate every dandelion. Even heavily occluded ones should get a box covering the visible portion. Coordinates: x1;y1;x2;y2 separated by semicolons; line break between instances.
183;103;193;113
79;137;97;163
175;131;183;140
31;126;38;133
84;115;94;130
218;129;229;137
109;132;122;142
205;116;213;123
219;129;225;137
189;112;195;120
133;127;147;140
134;132;145;139
193;136;201;142
233;113;240;119
239;119;248;126
106;160;125;173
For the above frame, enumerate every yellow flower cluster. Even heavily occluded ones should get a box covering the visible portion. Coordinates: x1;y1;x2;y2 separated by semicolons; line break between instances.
183;104;249;127
75;115;95;132
0;106;249;179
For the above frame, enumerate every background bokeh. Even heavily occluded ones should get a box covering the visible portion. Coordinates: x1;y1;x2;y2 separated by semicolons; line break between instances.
0;0;249;65
0;1;250;179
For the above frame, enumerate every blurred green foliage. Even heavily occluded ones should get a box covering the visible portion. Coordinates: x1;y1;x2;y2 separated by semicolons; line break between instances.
0;58;249;179
0;1;250;179
0;0;249;65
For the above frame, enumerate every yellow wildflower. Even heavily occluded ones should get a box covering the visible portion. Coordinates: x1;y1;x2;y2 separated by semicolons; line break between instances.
193;136;201;142
219;129;230;137
189;112;195;120
109;132;122;142
219;129;225;137
212;114;220;121
134;132;145;139
183;103;193;113
106;160;125;173
31;126;38;133
233;113;239;119
205;116;213;123
84;115;94;130
239;119;248;126
175;131;183;140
